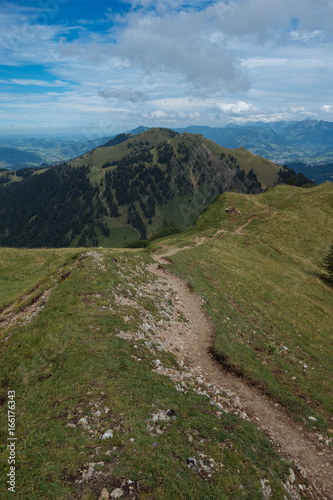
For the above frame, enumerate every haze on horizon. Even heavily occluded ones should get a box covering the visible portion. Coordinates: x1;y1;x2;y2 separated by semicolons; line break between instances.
1;0;333;137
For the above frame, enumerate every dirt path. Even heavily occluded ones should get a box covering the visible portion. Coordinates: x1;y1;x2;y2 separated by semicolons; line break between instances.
149;248;333;500
234;215;260;234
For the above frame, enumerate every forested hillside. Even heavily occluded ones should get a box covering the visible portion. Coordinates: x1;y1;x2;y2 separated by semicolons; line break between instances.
0;129;265;248
0;164;99;247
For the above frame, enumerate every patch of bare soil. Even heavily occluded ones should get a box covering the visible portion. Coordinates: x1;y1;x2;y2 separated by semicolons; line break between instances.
149;248;333;500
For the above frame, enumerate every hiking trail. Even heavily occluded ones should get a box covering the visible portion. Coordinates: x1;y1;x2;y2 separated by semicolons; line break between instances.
149;244;333;500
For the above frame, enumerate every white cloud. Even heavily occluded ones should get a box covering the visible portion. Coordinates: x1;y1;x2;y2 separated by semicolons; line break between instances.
110;8;250;94
98;88;147;102
216;101;254;115
321;104;333;113
213;0;333;38
143;109;200;122
1;0;333;133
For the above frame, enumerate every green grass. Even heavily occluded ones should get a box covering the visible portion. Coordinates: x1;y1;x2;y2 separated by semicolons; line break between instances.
0;248;290;499
154;183;333;432
230;147;280;188
0;248;78;311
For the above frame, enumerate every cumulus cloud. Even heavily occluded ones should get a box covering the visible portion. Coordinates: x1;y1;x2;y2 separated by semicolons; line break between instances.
1;0;333;133
111;9;249;94
98;88;147;102
216;101;255;115
143;109;201;122
321;104;333;113
213;0;333;38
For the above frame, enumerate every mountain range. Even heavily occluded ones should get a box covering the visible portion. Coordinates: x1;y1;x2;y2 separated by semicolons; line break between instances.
1;120;333;176
175;119;333;162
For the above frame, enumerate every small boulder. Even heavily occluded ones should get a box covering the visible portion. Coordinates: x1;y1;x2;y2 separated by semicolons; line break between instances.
186;457;198;471
102;430;113;440
99;488;110;500
288;468;296;483
78;417;89;428
225;206;241;215
111;488;124;499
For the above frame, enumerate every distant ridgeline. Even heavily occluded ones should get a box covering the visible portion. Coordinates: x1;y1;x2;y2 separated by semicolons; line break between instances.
0;128;313;249
0;147;44;169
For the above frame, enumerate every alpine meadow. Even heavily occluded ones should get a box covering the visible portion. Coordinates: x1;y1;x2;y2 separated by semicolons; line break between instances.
1;0;333;499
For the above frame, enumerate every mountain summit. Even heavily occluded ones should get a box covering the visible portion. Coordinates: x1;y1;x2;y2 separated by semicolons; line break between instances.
0;128;280;248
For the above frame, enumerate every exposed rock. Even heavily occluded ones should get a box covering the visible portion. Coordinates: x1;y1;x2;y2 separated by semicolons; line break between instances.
102;430;113;440
186;457;198;471
225;206;241;215
260;479;272;499
198;459;212;474
288;468;296;483
295;464;308;480
81;463;95;481
99;488;110;500
151;410;171;423
111;488;124;499
78;417;89;429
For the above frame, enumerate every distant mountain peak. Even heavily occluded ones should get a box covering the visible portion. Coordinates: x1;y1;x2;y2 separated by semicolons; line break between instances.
102;133;134;148
129;125;149;135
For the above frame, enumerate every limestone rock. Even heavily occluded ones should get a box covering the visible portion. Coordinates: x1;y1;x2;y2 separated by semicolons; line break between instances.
111;488;124;499
99;488;110;500
102;429;113;440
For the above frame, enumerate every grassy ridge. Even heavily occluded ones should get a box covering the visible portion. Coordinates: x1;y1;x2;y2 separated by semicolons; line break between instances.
0;249;290;499
0;248;78;311
152;183;333;430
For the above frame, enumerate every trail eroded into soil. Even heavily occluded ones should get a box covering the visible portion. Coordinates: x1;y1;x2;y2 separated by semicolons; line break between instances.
149;248;333;500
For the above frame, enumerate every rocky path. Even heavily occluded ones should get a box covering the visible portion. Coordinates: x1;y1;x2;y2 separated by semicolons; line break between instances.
149;248;333;500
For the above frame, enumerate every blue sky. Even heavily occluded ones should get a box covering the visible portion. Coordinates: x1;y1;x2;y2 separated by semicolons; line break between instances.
1;0;333;136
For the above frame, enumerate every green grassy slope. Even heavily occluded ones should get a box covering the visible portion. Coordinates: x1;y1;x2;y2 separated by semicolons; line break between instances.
0;248;78;311
230;147;280;188
150;182;333;431
0;249;290;499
